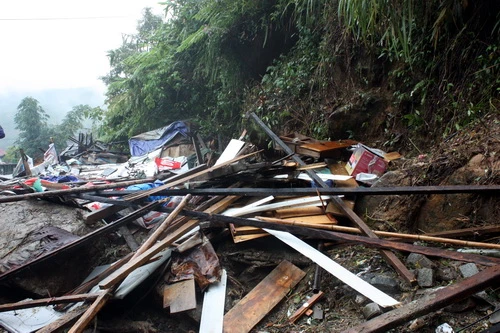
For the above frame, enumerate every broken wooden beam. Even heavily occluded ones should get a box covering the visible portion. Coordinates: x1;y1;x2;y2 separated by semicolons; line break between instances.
223;261;305;333
341;264;500;333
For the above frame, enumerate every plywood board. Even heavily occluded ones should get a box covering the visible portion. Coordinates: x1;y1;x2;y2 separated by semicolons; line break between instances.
163;278;197;313
223;261;305;333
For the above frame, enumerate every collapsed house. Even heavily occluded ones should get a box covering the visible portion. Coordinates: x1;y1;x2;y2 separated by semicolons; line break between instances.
0;113;499;333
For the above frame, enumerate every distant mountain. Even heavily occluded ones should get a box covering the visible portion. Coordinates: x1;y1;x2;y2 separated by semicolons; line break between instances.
0;87;105;150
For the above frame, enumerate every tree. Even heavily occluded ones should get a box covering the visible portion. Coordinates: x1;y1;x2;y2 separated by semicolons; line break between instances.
14;97;51;157
50;104;92;149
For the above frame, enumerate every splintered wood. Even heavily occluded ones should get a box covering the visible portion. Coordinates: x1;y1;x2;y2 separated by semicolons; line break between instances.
223;261;305;333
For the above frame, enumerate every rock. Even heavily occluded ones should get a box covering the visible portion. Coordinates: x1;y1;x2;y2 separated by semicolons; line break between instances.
459;263;479;278
369;274;400;294
362;302;382;319
436;266;458;282
417;268;434;288
407;253;435;269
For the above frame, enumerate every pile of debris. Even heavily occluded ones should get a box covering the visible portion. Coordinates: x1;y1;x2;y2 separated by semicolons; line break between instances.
0;113;499;333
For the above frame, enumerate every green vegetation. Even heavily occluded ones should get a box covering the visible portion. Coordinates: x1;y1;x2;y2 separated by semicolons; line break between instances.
96;1;498;150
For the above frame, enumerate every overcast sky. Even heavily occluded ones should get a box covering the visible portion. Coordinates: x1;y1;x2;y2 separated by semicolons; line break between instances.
0;0;165;95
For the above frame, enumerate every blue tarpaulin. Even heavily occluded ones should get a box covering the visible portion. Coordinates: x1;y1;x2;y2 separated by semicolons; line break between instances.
128;121;190;157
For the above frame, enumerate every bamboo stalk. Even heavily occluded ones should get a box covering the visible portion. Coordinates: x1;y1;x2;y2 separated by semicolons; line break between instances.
256;216;500;250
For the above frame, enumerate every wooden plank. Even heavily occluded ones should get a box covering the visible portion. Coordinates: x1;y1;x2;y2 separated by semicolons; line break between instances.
163;279;197;313
341;264;500;333
0;293;100;312
200;269;227;333
283;215;337;225
300;140;357;152
265;229;399;308
206;195;242;214
223;261;305;333
288;291;324;323
232;233;269;243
